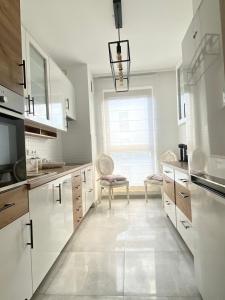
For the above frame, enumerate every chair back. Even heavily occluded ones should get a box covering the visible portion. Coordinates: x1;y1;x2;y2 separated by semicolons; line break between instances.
96;154;114;176
159;150;177;173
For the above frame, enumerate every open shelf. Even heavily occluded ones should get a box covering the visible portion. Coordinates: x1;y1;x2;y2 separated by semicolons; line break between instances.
25;122;57;139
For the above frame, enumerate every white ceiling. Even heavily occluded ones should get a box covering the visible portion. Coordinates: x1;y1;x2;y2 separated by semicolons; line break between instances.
21;0;193;76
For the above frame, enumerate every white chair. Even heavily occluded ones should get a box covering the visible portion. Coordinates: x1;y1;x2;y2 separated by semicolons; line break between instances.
96;154;130;209
144;150;177;202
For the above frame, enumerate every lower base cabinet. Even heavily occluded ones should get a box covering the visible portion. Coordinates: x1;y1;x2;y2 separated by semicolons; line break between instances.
29;174;73;292
176;206;193;253
163;192;177;227
0;213;33;300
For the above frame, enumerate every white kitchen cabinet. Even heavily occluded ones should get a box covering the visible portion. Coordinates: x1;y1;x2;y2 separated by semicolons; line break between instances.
81;166;94;215
176;206;193;253
29;174;73;292
0;213;33;300
49;58;67;131
163;193;177;227
53;175;74;241
182;12;201;74
64;75;76;120
23;30;51;126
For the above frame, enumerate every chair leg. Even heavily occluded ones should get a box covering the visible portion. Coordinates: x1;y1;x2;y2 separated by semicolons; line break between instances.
111;188;114;200
126;184;130;204
144;181;148;202
100;186;103;203
108;187;112;209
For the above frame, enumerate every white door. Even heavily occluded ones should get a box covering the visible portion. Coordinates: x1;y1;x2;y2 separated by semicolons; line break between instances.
25;31;51;125
64;76;76;120
49;58;67;130
29;182;63;292
61;175;74;240
0;214;33;300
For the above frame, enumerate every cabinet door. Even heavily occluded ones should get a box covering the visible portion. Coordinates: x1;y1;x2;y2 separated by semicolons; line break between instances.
0;213;33;300
25;32;50;124
49;58;67;130
29;182;62;292
0;0;24;96
182;13;201;71
61;175;74;239
65;77;76;120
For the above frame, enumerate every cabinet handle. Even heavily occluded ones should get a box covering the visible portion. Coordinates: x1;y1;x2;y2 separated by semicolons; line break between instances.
164;170;171;174
181;220;191;230
165;180;171;184
193;31;198;39
178;192;189;199
26;220;34;249
88;189;93;192
56;184;62;204
179;178;188;183
66;98;70;110
0;203;15;212
25;95;32;114
18;60;27;89
165;201;171;206
31;97;35;115
82;171;86;183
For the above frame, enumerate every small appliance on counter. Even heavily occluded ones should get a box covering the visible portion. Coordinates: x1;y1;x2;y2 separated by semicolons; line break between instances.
178;144;188;162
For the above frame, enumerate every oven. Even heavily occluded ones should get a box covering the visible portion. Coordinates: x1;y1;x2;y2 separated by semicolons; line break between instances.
0;84;26;191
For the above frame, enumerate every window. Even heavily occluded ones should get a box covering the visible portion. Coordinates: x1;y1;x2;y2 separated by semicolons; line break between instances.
103;90;156;187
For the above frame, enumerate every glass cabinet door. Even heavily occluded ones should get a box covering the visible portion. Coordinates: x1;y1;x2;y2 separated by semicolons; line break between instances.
24;32;50;123
29;45;49;120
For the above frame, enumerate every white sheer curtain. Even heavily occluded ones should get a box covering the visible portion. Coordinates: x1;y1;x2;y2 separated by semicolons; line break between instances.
103;90;156;187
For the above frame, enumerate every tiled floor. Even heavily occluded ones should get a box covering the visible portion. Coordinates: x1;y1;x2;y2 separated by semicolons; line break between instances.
32;199;202;300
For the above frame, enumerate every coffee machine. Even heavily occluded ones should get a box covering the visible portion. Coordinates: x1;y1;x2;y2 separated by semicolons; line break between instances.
178;144;188;162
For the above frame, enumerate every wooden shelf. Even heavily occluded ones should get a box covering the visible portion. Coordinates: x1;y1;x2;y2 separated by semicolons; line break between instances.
25;122;57;139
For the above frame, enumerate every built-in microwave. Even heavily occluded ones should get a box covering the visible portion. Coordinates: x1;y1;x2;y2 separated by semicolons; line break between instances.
0;84;26;191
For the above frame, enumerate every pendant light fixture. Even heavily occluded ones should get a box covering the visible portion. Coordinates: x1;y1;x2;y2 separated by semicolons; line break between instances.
108;0;131;92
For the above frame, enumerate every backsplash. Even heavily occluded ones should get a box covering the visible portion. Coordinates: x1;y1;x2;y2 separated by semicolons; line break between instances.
25;133;63;161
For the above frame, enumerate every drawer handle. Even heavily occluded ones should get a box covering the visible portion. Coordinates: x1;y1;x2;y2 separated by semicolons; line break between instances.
179;178;188;183
181;220;191;230
165;180;171;184
26;220;34;249
56;184;62;204
193;31;198;39
164;170;172;174
165;201;171;206
178;192;189;199
0;203;15;212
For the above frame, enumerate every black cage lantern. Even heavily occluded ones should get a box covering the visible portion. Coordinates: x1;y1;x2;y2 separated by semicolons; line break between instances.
108;39;131;92
108;0;131;92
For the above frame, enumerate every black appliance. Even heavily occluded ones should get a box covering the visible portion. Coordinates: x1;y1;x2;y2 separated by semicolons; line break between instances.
178;144;188;162
0;84;26;190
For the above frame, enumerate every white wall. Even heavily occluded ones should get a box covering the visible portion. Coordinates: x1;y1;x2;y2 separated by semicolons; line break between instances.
94;71;179;167
25;133;63;161
61;63;92;164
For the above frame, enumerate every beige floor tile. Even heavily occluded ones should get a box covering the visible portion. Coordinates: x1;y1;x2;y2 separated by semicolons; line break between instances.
39;252;124;296
124;251;199;297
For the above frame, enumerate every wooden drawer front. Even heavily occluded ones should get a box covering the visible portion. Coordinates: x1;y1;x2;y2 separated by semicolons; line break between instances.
163;176;175;203
175;170;189;188
163;165;174;180
175;183;192;222
0;186;28;230
176;206;193;253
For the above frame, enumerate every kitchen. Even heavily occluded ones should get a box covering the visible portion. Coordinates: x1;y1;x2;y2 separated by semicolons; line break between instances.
0;0;225;299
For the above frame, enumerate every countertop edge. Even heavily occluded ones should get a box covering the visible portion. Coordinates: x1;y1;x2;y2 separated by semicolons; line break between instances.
27;163;92;190
162;161;189;174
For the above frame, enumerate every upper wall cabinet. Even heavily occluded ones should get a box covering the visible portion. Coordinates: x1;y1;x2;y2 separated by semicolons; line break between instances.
176;65;187;125
64;76;76;120
0;0;24;96
49;58;67;131
23;30;51;125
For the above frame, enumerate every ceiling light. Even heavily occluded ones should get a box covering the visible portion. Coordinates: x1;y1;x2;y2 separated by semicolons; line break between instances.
108;0;131;92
